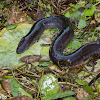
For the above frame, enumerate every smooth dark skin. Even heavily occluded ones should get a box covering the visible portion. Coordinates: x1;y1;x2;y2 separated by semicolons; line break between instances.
16;16;100;66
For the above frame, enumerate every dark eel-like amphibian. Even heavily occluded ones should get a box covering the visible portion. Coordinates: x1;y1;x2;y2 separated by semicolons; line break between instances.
16;16;100;66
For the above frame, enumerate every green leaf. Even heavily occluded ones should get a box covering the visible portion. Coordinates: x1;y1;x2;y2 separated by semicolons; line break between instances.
10;79;33;99
70;7;77;12
70;11;82;19
64;12;70;18
74;4;85;9
96;84;100;93
4;76;13;79
41;46;50;57
78;19;86;29
63;97;76;100
18;88;33;99
81;94;98;100
96;0;100;1
83;5;96;17
65;40;81;54
10;79;23;97
0;24;51;67
71;40;81;49
66;40;81;49
6;23;18;29
0;4;4;9
83;85;94;95
39;61;53;67
0;78;2;81
26;15;32;21
42;91;75;100
75;79;87;85
38;74;60;96
96;27;100;31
